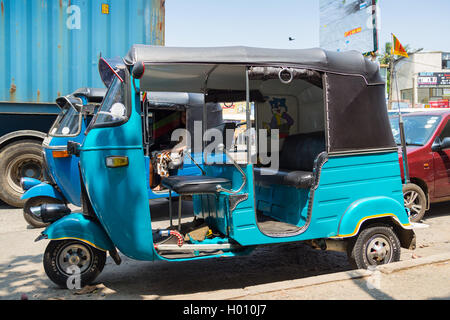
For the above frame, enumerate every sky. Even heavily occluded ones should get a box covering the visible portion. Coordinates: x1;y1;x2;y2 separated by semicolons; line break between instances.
165;0;450;54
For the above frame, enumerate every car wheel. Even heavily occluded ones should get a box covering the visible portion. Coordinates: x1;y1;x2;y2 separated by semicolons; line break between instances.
403;183;427;222
0;140;44;207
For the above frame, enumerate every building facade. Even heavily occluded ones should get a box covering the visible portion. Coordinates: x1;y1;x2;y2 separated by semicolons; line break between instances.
391;51;450;108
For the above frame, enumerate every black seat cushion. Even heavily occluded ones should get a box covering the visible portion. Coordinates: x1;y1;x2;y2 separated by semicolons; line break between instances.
254;168;314;189
254;132;325;189
161;175;231;194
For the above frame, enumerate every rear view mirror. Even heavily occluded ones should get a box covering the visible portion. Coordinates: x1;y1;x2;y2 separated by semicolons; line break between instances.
132;61;145;79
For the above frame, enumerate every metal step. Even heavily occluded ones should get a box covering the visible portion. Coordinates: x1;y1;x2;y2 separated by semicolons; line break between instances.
154;242;238;252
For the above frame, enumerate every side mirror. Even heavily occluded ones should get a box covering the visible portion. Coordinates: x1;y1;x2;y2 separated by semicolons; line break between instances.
132;61;145;79
432;137;450;152
441;137;450;150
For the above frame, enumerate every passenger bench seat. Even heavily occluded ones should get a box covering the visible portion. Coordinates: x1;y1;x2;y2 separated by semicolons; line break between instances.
254;132;326;189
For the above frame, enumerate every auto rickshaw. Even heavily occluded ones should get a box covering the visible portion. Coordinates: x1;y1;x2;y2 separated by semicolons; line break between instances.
21;88;106;228
36;45;416;288
23;67;224;228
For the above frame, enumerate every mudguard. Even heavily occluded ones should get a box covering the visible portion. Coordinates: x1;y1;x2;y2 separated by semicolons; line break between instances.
38;213;115;252
21;177;42;191
336;196;412;238
21;182;65;201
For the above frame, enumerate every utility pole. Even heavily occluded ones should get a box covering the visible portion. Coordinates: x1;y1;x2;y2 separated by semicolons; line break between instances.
388;56;394;110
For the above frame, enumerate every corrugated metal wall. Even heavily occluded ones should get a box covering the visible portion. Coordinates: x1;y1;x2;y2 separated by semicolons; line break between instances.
0;0;165;104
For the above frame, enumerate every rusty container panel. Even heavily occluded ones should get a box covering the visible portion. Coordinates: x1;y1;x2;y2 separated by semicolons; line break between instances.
0;0;165;103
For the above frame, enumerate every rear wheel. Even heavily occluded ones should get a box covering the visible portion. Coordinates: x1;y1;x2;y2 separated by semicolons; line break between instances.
347;225;401;269
0;140;44;207
43;240;106;288
23;196;64;228
403;183;426;222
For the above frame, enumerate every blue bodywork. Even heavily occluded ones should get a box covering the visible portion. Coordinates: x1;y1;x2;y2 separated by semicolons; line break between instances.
20;177;42;192
21;105;89;206
22;182;65;202
40;60;413;266
42;213;115;252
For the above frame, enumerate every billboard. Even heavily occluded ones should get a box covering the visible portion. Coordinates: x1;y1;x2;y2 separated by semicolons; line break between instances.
320;0;378;54
418;72;450;88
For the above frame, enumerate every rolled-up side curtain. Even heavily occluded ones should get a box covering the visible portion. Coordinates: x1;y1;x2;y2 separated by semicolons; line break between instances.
325;73;396;155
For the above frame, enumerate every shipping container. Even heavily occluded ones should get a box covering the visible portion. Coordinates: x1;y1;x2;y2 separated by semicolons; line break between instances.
0;0;165;103
0;0;165;207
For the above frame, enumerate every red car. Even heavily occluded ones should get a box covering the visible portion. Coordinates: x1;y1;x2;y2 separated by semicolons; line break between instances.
389;109;450;222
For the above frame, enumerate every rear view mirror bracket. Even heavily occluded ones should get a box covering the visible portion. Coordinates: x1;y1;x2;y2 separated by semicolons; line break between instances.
67;141;81;157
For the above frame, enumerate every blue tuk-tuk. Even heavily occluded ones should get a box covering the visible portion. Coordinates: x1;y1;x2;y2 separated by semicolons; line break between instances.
22;62;223;228
21;88;105;228
36;46;416;288
23;88;222;228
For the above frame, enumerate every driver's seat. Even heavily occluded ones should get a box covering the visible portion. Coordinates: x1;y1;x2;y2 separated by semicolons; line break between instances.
161;175;231;231
161;175;231;194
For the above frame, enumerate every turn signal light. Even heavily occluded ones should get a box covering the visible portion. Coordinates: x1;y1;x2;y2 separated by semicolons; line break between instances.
52;150;70;158
106;156;129;168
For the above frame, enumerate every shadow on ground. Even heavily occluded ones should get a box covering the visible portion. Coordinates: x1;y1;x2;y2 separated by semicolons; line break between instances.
76;200;354;299
8;199;447;300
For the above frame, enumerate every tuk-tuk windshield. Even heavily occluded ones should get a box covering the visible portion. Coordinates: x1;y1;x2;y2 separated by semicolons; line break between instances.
49;106;82;137
89;77;127;129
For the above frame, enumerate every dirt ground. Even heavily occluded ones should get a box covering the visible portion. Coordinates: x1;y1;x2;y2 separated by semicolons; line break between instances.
1;199;449;300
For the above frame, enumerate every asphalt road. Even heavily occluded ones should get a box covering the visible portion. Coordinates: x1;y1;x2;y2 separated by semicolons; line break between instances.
1;199;450;300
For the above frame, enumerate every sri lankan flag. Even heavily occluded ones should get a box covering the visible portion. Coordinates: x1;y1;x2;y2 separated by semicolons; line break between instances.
391;34;409;58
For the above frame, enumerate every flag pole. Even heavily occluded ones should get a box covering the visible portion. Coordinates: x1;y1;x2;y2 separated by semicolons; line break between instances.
391;33;411;184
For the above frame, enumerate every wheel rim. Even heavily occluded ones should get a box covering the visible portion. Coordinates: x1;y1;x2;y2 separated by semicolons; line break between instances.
403;190;423;220
366;236;393;265
5;154;43;194
56;242;94;276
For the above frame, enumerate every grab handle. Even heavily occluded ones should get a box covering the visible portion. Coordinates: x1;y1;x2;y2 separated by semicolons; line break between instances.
215;143;247;194
184;149;206;175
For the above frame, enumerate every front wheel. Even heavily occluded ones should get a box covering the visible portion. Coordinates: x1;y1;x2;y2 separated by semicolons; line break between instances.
43;240;106;288
347;225;401;269
23;196;64;228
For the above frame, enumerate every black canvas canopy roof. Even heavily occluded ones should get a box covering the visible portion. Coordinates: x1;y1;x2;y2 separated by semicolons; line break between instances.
120;45;395;155
124;45;383;85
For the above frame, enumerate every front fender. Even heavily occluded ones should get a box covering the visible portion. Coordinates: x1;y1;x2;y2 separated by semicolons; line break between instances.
38;213;115;252
336;196;412;238
21;177;42;191
21;182;65;201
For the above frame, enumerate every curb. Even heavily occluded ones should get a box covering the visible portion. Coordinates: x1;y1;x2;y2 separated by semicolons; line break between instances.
165;252;450;300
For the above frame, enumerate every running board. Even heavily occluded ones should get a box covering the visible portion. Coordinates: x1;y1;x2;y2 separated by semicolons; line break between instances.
154;243;238;252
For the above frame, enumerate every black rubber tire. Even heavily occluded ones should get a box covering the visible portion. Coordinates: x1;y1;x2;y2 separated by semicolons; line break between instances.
43;240;106;288
347;225;401;269
403;183;427;223
0;140;44;208
23;196;64;228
